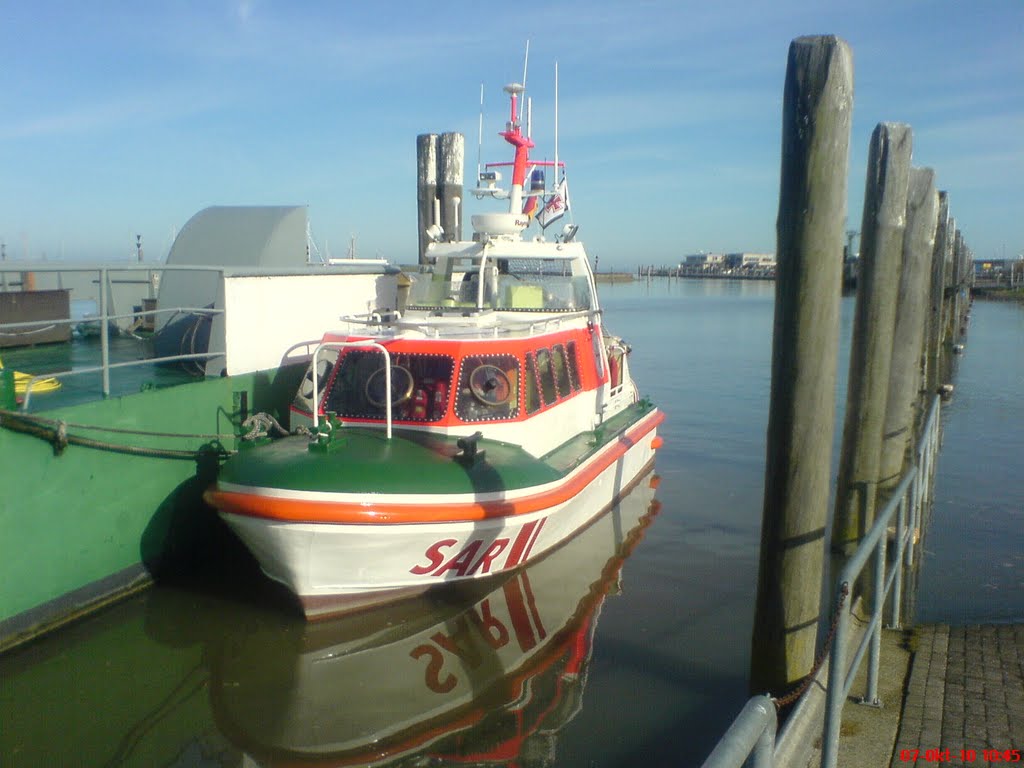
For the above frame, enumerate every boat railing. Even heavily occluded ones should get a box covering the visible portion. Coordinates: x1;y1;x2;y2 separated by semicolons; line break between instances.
701;394;942;768
311;340;394;439
334;309;599;341
1;261;393;410
19;347;223;410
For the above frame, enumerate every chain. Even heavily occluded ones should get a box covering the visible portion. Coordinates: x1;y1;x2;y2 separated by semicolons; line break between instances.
771;582;850;709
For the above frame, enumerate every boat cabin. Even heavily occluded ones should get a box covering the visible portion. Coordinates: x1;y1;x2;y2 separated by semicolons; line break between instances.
290;325;604;430
287;240;630;439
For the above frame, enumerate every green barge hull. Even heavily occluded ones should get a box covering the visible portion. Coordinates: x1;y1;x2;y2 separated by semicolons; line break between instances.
0;210;401;652
0;366;303;652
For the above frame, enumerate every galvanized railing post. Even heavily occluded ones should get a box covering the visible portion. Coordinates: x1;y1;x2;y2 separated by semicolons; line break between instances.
906;468;919;569
890;494;907;628
865;533;885;705
822;590;850;768
99;267;111;397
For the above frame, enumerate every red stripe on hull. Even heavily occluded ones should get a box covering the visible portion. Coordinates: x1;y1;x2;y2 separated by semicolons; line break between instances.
205;409;664;525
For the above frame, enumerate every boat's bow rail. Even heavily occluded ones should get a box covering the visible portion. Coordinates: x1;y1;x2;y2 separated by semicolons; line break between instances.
309;339;396;437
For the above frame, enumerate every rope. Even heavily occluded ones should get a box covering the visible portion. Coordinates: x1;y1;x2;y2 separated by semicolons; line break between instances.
0;409;235;440
0;409;234;461
771;583;850;709
241;412;289;440
0;408;310;458
240;412;312;441
0;324;57;337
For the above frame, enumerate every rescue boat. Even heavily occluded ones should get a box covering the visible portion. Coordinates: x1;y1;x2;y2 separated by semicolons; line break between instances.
203;77;664;618
210;481;661;765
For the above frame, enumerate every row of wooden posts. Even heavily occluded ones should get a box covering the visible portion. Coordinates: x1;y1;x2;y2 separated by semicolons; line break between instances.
749;35;973;696
416;132;465;263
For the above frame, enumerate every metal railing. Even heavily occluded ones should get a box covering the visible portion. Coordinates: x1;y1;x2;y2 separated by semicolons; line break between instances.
19;348;221;410
819;394;940;767
2;261;393;408
701;394;942;768
1;264;224;406
700;696;777;768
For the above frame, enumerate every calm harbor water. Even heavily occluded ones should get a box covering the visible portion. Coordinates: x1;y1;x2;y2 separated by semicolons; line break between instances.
1;279;1020;767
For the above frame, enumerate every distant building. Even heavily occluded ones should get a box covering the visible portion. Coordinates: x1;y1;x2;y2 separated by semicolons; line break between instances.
725;252;776;270
974;259;1009;276
679;252;776;277
682;253;725;269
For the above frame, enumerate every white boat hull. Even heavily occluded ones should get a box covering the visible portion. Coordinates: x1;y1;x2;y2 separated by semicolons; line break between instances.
220;416;660;618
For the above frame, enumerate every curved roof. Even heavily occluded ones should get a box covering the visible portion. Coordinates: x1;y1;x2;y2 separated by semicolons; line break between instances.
156;205;307;330
165;205;308;268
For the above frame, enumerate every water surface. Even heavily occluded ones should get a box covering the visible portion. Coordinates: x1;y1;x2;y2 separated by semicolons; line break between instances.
2;279;1020;767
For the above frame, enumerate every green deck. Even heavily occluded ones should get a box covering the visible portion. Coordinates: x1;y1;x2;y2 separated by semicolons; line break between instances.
219;400;657;497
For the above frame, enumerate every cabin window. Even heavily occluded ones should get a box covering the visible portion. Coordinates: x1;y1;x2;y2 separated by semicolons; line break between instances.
522;342;582;415
565;341;581;391
524;353;541;414
292;349;339;414
535;348;558;406
324;349;454;422
551;344;573;397
455;354;520;422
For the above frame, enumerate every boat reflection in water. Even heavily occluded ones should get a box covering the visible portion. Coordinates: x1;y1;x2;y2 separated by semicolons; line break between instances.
210;473;661;767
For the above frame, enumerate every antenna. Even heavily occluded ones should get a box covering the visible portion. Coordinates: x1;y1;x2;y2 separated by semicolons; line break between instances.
554;61;559;189
519;40;530;124
477;83;484;184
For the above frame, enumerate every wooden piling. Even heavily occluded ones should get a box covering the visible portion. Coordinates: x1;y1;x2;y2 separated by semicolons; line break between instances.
831;123;912;565
416;133;439;264
438;132;464;245
750;35;851;695
951;228;963;341
942;218;958;346
949;237;958;335
953;229;969;335
924;192;950;395
878;167;938;492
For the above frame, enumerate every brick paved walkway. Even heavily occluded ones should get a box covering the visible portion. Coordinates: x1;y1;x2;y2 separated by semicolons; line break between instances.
892;625;1024;767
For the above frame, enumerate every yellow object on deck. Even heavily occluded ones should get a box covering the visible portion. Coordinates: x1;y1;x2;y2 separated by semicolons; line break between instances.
0;357;62;396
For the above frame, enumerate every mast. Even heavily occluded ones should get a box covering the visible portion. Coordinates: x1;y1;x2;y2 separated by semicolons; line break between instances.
499;83;534;216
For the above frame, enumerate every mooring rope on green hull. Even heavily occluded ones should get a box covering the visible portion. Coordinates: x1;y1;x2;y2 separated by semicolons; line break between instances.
5;413;237;440
0;409;310;461
0;408;234;461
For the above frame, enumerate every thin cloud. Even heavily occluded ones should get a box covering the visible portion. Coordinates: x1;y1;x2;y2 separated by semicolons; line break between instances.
0;89;229;141
236;0;255;24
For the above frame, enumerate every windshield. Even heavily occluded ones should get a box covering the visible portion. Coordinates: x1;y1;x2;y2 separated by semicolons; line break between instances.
406;255;593;313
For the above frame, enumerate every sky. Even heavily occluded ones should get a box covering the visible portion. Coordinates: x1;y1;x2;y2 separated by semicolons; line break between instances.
1;1;1021;269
